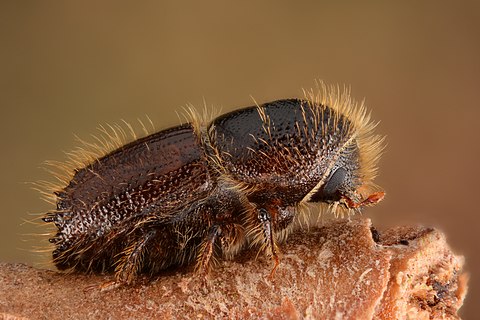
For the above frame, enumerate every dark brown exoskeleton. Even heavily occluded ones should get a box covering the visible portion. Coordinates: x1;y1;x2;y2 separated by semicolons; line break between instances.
43;86;384;286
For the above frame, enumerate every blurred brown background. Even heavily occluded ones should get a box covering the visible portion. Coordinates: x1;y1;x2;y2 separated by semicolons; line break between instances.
1;1;478;317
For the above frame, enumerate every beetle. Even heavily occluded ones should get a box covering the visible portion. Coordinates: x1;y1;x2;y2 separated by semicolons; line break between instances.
42;84;385;286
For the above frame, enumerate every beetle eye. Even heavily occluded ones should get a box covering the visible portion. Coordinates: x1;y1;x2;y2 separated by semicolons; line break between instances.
323;167;347;196
308;167;347;203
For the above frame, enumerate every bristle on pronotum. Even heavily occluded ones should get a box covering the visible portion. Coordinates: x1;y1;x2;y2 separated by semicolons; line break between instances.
303;81;385;190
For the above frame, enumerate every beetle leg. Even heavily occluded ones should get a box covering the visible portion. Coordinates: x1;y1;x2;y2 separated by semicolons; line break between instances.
197;225;221;276
114;229;157;285
258;208;280;278
342;191;385;209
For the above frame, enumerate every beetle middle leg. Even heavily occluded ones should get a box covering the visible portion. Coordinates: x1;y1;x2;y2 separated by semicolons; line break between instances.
257;208;280;278
196;222;246;277
197;224;221;276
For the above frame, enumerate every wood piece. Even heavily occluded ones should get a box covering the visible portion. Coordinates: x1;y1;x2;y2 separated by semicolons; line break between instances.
0;218;468;319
